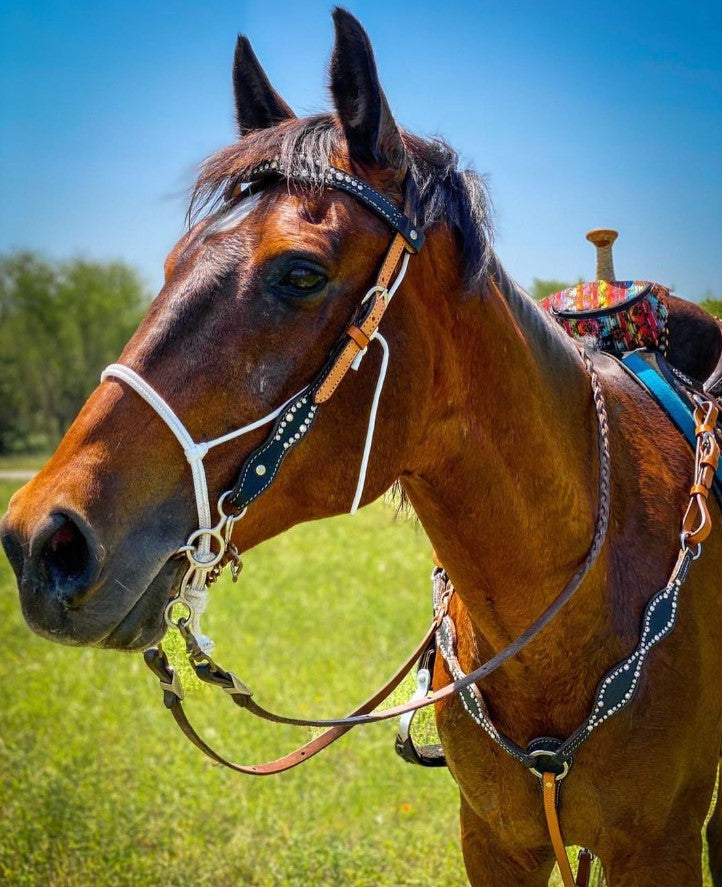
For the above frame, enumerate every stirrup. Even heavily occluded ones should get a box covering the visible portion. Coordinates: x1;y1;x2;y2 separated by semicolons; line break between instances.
394;642;447;768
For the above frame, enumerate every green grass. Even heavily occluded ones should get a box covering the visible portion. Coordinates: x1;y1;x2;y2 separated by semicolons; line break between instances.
0;479;715;886
0;482;468;886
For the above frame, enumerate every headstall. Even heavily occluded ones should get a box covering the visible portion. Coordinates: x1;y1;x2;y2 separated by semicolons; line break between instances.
102;160;720;887
103;160;423;651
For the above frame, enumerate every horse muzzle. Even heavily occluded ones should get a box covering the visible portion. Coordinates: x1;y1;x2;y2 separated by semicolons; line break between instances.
1;497;185;650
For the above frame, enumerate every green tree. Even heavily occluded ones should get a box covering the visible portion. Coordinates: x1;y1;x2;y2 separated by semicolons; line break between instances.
700;298;722;317
0;252;148;454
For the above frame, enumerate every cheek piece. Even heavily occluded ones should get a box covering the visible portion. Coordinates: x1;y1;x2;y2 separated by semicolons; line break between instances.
101;245;411;652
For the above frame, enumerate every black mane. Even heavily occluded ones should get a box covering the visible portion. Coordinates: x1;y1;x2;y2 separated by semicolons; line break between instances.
190;114;494;290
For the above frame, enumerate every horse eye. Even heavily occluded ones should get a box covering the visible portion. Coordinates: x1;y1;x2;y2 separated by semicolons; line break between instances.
278;266;327;295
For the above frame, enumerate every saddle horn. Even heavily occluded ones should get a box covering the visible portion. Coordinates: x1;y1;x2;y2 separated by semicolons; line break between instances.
586;228;619;282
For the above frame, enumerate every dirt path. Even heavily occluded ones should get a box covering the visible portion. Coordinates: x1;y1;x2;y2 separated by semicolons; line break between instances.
0;470;37;481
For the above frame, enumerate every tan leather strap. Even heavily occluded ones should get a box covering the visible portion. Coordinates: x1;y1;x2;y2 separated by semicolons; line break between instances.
682;398;720;545
375;231;410;290
542;773;576;887
314;233;408;403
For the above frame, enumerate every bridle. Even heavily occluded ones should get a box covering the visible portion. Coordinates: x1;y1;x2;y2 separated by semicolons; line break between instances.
102;160;720;887
103;159;423;651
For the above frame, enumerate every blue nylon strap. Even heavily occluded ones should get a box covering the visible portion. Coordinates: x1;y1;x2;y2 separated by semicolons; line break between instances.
621;351;722;496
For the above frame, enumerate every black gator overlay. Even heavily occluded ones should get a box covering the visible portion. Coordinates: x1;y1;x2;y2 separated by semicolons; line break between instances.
228;385;318;510
432;548;695;775
553;549;693;764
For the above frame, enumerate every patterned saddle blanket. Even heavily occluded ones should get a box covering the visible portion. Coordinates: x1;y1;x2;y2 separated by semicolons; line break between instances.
541;280;669;358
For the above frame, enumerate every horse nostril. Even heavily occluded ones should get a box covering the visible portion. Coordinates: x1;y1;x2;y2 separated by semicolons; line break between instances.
44;520;89;581
33;513;101;608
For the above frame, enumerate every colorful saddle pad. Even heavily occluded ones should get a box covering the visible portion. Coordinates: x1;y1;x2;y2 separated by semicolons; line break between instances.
541;280;669;357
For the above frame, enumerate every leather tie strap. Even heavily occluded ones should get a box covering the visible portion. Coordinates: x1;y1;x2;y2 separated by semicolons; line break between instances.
682;398;720;545
541;774;593;886
542;774;576;887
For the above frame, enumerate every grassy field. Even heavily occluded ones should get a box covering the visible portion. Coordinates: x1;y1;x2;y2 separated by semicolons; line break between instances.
0;478;715;886
0;454;49;471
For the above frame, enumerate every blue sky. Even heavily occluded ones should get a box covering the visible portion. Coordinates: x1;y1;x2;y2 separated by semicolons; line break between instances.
1;0;720;299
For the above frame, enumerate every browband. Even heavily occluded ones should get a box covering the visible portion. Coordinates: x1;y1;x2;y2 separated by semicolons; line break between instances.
244;158;424;253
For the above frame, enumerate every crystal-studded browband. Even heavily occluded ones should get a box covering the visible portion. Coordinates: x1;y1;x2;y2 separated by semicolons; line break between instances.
243;157;424;252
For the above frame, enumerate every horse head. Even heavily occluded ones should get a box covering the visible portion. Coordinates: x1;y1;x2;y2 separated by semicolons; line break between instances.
1;9;491;651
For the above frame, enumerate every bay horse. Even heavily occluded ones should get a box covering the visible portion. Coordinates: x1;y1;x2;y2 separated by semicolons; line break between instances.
2;9;721;886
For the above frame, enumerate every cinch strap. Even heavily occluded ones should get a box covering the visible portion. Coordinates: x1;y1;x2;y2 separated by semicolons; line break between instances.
621;351;722;496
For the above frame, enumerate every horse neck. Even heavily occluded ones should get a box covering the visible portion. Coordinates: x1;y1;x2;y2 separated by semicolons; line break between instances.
401;254;604;666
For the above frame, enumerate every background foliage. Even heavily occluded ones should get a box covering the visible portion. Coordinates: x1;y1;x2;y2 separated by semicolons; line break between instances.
0;252;147;454
701;298;722;317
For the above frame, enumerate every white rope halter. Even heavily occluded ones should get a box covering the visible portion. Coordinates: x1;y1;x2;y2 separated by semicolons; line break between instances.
101;252;409;651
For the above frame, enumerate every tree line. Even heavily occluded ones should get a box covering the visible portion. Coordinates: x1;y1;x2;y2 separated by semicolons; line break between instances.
0;252;148;454
0;251;718;456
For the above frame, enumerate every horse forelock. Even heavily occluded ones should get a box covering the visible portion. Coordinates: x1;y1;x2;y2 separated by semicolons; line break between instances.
189;115;494;291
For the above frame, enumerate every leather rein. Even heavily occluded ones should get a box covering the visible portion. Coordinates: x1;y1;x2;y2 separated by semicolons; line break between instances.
126;160;614;766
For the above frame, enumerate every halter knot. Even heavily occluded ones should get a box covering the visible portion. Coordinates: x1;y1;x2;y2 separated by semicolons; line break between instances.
185;442;210;465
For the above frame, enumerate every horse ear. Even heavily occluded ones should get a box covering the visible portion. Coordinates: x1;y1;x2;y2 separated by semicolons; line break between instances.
233;36;295;136
329;8;406;174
